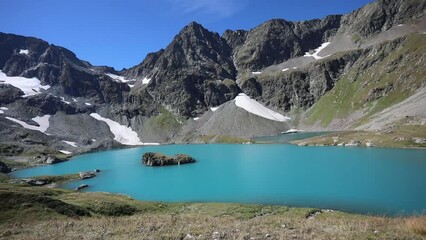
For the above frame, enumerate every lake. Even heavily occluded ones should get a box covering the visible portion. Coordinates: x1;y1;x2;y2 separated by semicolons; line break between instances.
12;143;426;216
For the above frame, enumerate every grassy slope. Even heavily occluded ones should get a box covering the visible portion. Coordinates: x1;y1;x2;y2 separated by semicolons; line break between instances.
305;34;426;128
0;182;425;239
293;124;426;148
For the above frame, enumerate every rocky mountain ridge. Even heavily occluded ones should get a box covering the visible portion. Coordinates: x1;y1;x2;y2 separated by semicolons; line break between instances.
0;0;425;163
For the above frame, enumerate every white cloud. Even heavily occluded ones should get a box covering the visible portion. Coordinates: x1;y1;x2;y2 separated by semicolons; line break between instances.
168;0;241;18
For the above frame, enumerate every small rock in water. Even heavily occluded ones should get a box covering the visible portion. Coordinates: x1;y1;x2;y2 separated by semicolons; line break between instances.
365;141;374;147
79;171;97;179
75;184;88;191
94;169;101;173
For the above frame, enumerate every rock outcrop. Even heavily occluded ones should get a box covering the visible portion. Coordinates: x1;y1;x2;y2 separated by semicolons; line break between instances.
142;152;196;166
0;160;11;173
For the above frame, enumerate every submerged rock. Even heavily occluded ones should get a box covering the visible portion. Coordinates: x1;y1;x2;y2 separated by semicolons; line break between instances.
142;152;196;167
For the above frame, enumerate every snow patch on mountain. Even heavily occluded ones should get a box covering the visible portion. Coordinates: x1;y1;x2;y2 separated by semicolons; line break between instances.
62;140;78;147
0;70;51;97
142;77;151;84
106;73;134;83
19;49;29;55
59;150;72;155
251;71;262;75
5;115;50;133
90;113;159;146
234;93;290;122
211;106;220;112
61;97;70;104
304;42;331;60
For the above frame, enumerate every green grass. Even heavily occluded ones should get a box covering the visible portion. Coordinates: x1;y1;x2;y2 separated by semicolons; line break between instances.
147;107;182;131
0;182;425;239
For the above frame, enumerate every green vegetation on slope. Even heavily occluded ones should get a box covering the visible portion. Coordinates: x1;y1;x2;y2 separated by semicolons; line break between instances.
293;124;426;148
306;34;426;127
148;107;182;131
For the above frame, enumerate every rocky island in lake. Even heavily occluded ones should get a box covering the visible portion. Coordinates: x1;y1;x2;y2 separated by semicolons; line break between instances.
142;152;196;166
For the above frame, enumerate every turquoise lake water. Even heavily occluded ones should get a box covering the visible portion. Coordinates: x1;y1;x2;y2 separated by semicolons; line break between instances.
12;143;426;215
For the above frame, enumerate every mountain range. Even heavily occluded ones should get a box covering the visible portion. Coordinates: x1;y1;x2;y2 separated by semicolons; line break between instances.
0;0;425;160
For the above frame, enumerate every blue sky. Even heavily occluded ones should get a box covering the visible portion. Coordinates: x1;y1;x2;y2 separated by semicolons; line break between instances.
0;0;374;70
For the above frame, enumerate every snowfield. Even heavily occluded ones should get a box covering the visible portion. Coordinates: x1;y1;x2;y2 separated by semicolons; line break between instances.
106;73;134;83
210;106;220;112
304;42;331;60
106;73;136;88
90;113;159;146
251;71;262;75
59;150;72;155
19;49;29;55
5;115;50;133
62;140;78;147
142;77;151;84
0;70;51;97
235;93;290;122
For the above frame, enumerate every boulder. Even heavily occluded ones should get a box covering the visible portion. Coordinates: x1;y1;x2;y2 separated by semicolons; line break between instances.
0;160;11;173
142;152;196;167
345;140;361;147
413;137;426;144
34;155;66;165
25;178;50;186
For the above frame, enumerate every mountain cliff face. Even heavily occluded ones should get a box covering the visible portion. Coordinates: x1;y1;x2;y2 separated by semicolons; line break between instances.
124;22;238;117
232;16;342;71
0;33;130;104
0;0;425;160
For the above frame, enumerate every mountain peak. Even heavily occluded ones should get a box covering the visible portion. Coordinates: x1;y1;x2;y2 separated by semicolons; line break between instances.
179;21;210;36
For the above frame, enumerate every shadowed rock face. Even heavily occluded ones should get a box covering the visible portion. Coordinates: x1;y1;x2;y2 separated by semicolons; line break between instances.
0;160;11;173
142;152;196;166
